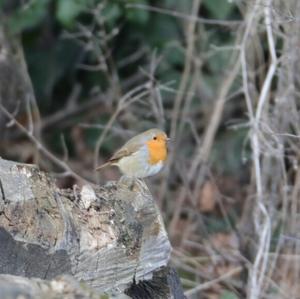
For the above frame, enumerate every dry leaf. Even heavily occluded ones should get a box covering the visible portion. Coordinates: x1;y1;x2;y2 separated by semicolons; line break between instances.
198;181;217;212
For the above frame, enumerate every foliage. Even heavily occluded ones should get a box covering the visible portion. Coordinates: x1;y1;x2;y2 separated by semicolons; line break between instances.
2;0;241;175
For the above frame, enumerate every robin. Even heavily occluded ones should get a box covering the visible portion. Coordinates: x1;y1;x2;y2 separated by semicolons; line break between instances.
96;128;169;178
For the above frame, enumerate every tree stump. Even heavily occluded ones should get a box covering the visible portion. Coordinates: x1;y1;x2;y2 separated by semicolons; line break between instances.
0;157;185;298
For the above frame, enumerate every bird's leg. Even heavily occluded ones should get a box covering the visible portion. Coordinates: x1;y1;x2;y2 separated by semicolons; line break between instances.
119;175;131;186
119;175;136;190
135;178;146;191
118;176;146;192
130;178;146;192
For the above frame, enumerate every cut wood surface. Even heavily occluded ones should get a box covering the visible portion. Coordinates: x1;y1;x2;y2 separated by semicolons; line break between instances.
0;157;185;298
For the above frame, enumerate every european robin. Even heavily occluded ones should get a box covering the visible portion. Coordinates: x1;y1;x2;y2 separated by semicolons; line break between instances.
96;128;169;178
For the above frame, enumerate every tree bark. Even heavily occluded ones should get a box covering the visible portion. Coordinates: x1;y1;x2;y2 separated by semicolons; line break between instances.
0;157;185;298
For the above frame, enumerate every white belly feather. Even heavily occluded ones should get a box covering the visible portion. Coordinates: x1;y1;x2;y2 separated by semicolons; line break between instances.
117;146;163;178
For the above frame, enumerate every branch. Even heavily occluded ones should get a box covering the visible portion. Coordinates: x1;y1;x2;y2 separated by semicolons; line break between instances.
0;104;90;184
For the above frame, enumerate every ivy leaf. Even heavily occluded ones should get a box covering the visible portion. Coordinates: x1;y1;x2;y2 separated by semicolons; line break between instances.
126;0;149;25
56;0;93;27
8;0;50;33
102;2;122;27
203;0;235;19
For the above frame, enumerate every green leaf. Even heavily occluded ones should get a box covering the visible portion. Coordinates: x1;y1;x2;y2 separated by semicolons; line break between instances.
26;39;80;104
207;50;231;73
0;0;5;10
203;0;235;19
8;0;50;33
211;129;249;176
165;46;184;67
221;290;239;299
102;2;122;27
126;0;149;25
145;15;180;47
56;0;92;27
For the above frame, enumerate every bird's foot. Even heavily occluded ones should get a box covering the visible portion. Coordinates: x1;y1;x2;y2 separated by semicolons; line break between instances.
118;176;146;191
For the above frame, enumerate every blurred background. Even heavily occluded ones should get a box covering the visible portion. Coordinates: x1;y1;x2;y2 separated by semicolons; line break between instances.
1;0;300;298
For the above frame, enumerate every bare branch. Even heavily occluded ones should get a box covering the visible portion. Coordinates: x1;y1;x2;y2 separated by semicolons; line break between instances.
0;104;90;184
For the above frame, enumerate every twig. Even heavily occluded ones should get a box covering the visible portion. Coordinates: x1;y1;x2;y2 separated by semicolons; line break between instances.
79;123;134;136
170;0;201;140
25;95;34;135
93;82;152;180
239;1;275;298
168;37;241;236
193;58;241;171
0;105;90;184
184;266;242;297
159;0;201;207
41;95;105;131
60;134;69;162
249;0;276;297
255;1;278;123
126;3;242;27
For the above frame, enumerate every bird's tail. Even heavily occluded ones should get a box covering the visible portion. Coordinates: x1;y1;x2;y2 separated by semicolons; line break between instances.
95;162;111;171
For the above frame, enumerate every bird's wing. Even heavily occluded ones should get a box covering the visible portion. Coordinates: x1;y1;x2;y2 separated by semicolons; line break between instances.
96;142;142;171
109;142;141;162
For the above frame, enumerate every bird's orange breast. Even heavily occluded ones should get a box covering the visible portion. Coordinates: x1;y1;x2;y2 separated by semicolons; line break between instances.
146;139;167;165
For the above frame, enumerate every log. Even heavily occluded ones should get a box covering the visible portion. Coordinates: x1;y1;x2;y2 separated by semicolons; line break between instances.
0;157;185;298
0;274;111;299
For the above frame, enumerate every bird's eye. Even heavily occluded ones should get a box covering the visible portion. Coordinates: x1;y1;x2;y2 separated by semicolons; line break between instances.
153;136;157;140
